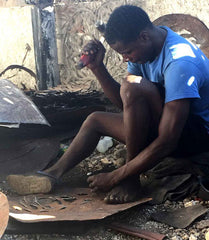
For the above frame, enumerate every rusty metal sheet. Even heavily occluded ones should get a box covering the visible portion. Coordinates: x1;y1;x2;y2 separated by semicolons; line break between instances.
0;79;49;127
153;14;209;58
0;192;9;238
8;188;151;223
0;138;60;176
151;204;208;229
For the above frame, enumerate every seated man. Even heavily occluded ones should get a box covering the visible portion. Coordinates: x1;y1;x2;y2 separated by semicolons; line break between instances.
8;5;209;204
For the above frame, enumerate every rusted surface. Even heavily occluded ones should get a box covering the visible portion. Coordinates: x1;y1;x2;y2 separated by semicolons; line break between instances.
0;192;9;238
0;79;49;126
0;138;60;175
108;222;166;240
153;14;209;58
151;204;208;229
8;187;151;223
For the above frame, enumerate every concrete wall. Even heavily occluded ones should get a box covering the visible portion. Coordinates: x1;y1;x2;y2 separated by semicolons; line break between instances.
0;5;37;90
0;0;27;7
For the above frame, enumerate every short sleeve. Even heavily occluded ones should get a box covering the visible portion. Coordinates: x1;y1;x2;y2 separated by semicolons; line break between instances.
164;60;201;103
127;62;142;75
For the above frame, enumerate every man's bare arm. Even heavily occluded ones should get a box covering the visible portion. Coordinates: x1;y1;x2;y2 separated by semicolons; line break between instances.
88;99;191;190
113;98;191;182
91;63;123;109
91;68;140;109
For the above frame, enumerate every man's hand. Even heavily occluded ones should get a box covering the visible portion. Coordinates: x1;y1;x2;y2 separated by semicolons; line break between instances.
82;39;106;71
87;171;116;192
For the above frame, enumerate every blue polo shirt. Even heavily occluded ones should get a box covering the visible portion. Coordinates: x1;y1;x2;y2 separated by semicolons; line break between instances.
127;26;209;132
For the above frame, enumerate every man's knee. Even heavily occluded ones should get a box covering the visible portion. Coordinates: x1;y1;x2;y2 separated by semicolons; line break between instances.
120;78;147;107
120;77;163;108
82;111;103;129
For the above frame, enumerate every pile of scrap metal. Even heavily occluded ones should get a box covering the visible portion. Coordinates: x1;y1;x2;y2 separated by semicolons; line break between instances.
24;88;110;132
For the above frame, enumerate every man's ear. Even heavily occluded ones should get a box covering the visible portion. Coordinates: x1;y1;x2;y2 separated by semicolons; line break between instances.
138;31;149;41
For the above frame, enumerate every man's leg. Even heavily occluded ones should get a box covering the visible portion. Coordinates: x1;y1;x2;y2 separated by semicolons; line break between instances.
44;112;125;179
104;78;164;203
7;112;126;195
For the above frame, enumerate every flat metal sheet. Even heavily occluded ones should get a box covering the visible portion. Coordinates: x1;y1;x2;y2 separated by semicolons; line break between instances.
8;188;151;223
0;138;60;175
0;79;49;126
152;204;208;228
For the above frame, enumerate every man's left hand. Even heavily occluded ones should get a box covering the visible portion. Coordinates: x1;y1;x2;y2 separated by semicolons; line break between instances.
87;172;115;192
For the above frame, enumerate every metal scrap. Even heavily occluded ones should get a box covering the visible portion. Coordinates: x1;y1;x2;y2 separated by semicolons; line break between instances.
60;196;77;202
59;206;67;210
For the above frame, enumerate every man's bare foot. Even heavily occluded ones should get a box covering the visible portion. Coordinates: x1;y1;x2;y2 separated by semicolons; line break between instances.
7;173;56;195
104;178;141;204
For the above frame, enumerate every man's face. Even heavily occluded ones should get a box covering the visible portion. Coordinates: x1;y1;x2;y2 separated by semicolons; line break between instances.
110;32;155;64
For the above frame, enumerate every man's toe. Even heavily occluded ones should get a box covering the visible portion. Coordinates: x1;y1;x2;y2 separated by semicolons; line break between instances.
104;193;115;203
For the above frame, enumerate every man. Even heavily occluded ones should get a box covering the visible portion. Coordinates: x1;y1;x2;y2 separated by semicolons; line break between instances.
8;5;209;204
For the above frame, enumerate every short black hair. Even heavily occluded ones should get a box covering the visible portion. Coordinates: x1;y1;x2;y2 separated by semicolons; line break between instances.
105;5;152;45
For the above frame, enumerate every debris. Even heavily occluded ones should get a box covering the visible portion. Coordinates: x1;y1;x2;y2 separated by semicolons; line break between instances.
23;208;32;213
184;200;199;207
19;200;29;208
54;197;62;205
12;206;22;211
60;196;77;202
96;136;113;153
59;206;67;210
40;209;49;212
196;220;209;229
205;231;209;240
189;234;197;240
113;148;127;159
81;199;93;205
113;157;125;168
30;204;38;209
171;236;182;240
101;157;111;165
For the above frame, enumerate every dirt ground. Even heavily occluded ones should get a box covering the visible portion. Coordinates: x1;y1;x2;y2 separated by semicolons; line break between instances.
1;140;209;240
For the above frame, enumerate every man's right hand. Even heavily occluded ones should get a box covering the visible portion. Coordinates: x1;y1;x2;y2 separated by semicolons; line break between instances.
82;39;106;71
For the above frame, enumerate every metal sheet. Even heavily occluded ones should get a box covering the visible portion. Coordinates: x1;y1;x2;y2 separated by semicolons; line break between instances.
0;138;60;175
0;79;49;126
8;188;151;223
151;204;208;228
153;14;209;58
